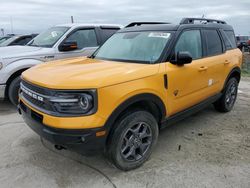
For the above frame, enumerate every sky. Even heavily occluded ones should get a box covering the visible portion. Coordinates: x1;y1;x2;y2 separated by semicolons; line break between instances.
0;0;249;36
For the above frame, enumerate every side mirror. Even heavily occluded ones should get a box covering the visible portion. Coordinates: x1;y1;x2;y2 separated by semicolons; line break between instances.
59;41;78;51
171;51;192;65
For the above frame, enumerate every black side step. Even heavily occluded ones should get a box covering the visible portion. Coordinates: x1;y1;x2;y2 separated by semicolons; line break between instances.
161;93;222;129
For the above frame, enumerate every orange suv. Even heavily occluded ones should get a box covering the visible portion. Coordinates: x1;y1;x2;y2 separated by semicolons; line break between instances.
19;18;242;170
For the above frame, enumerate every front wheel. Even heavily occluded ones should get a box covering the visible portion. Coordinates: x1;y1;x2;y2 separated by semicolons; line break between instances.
214;77;238;112
107;110;159;171
8;76;21;106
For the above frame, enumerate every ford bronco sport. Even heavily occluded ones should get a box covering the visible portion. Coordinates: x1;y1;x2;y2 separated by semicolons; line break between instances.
0;24;121;105
19;18;242;171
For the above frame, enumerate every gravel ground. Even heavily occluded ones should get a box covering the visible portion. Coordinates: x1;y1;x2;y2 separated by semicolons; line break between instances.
0;78;249;188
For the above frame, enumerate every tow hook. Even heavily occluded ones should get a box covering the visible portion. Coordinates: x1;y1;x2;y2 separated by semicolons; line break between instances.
17;105;22;115
54;145;66;150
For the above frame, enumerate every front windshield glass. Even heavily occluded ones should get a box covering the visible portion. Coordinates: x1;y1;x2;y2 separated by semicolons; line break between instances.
28;26;69;48
94;31;171;63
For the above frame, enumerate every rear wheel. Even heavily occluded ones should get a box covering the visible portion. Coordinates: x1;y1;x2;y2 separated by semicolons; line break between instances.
8;76;21;106
107;110;159;171
214;77;238;112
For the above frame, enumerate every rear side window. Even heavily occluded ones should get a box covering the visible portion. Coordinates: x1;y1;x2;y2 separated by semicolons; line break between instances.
101;28;119;42
224;31;237;49
175;30;202;59
203;30;222;56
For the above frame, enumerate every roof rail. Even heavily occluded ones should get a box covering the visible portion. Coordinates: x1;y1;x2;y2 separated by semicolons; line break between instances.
125;22;170;28
180;18;227;25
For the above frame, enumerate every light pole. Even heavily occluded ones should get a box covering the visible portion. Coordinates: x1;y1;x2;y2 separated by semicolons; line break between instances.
10;16;13;34
0;28;4;36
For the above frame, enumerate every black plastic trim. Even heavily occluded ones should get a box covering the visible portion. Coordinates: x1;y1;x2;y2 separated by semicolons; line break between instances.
180;18;226;24
161;93;222;129
164;74;168;89
20;79;98;117
223;67;241;90
103;93;166;132
19;101;106;155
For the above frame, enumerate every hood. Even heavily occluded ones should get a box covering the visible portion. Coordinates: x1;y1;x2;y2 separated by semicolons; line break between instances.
0;45;52;59
22;57;160;89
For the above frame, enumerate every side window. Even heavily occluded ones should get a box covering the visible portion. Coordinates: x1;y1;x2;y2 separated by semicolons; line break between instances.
175;30;202;59
221;31;233;50
11;37;30;45
65;29;98;49
225;31;237;49
204;30;222;56
101;28;119;42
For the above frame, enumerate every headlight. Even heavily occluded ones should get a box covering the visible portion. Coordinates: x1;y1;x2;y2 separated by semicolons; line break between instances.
0;62;3;70
50;91;96;115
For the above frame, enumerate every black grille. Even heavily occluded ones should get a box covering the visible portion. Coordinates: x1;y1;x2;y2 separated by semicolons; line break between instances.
23;92;46;108
22;80;50;95
21;80;54;112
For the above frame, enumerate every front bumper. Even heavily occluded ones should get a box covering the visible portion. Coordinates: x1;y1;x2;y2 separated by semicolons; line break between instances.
0;84;6;100
19;100;107;155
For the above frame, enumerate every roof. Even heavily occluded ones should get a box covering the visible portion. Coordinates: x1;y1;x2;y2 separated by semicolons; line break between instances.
56;23;123;29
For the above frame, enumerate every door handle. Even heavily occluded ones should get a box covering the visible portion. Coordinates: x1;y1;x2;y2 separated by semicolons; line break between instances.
224;60;230;65
198;66;208;71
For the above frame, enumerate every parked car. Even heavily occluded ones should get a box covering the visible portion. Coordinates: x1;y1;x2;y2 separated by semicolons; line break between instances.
18;18;242;170
0;34;38;47
236;35;250;50
0;23;121;105
0;36;12;44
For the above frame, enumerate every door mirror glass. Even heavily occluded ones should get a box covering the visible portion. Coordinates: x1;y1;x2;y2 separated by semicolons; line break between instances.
171;51;192;65
59;41;78;51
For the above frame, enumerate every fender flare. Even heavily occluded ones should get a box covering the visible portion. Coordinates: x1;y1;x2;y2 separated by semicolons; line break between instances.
104;93;166;132
222;66;241;91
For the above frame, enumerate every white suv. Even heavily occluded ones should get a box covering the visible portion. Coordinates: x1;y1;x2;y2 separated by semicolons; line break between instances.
0;23;121;105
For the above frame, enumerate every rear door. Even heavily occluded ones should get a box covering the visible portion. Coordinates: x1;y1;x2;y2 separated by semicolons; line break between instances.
200;29;226;96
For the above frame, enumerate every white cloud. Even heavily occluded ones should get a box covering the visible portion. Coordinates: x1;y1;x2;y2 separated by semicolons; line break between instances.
0;0;249;35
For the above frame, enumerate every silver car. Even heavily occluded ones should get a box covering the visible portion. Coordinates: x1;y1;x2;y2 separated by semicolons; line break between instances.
0;23;121;105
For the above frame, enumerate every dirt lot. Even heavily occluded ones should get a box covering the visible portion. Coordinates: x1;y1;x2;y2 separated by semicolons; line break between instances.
0;78;250;188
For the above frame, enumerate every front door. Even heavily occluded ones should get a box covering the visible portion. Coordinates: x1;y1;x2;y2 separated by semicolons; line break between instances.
55;28;99;59
166;29;210;116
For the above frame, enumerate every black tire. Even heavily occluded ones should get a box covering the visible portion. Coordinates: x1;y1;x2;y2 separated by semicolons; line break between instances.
107;110;159;171
214;77;238;112
8;76;21;106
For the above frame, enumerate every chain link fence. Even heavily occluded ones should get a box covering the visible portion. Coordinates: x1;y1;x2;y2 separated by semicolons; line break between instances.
242;51;250;76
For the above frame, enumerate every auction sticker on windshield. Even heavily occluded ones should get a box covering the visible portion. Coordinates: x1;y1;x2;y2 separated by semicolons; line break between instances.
148;32;171;39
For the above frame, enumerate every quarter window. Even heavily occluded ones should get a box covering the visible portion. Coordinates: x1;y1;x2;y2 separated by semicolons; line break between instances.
224;31;237;49
65;29;98;49
175;30;202;59
204;30;222;56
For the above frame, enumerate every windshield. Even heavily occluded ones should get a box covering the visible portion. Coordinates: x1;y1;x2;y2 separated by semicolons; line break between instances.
28;26;69;48
0;36;17;46
94;31;171;63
